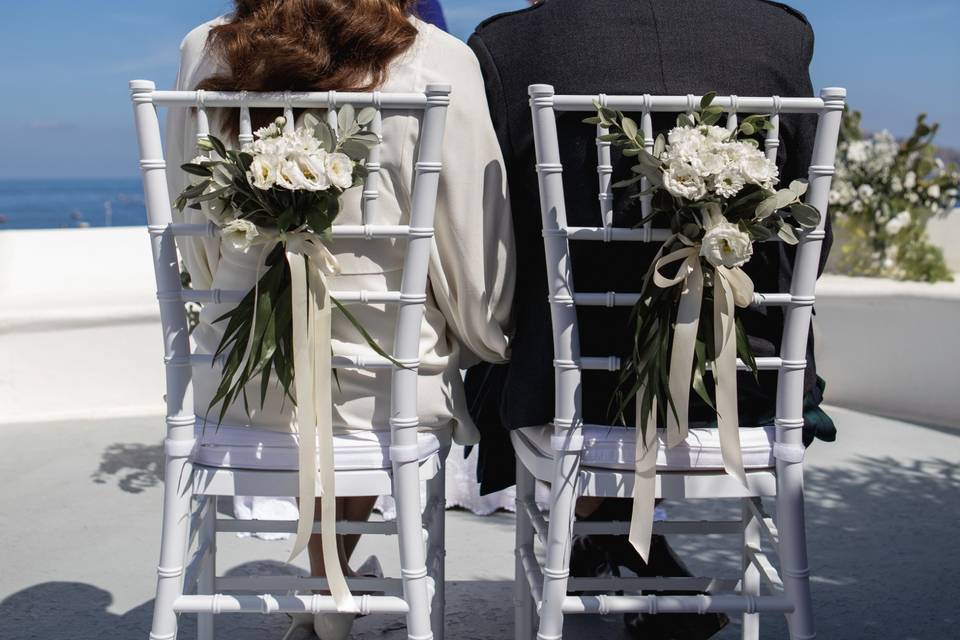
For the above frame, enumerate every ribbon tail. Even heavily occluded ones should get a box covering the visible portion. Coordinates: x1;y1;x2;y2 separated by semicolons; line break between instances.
288;252;318;563
714;270;748;487
286;254;355;612
313;269;355;612
665;258;702;447
629;392;659;564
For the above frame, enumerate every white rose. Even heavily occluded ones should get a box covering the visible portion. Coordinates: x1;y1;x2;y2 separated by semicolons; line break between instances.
884;210;911;235
928;184;941;199
222;219;259;253
275;158;303;190
700;218;753;269
662;162;708;200
248;155;279;190
324;152;355;190
289;152;331;192
739;148;779;189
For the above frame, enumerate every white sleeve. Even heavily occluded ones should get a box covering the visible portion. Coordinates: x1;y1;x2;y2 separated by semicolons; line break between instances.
422;45;516;366
164;21;223;290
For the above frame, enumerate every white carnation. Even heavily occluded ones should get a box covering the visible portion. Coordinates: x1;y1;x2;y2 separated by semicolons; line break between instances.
662;162;708;200
222;218;259;252
324;153;355;190
700;218;753;269
693;148;727;178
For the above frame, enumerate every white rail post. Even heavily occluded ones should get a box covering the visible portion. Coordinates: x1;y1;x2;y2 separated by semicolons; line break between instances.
529;83;583;640
742;498;762;640
197;497;217;640
391;83;450;640
776;87;845;640
131;79;197;640
515;459;537;640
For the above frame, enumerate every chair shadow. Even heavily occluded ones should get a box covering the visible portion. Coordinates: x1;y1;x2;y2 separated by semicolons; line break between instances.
59;449;960;638
665;455;960;639
91;442;164;494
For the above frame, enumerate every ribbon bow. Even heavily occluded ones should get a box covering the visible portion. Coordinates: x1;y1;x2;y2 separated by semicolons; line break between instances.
628;234;755;562
246;230;356;612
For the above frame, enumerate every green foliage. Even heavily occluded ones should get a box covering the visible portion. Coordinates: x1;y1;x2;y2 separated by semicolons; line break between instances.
829;108;958;282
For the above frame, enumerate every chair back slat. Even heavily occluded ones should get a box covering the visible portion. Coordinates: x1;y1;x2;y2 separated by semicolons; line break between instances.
528;84;846;439
238;102;254;148
362;105;385;226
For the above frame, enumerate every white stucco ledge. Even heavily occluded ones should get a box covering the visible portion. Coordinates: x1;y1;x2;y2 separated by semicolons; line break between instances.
814;274;960;429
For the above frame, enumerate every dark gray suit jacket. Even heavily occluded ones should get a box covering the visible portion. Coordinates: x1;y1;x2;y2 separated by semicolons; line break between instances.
465;0;834;492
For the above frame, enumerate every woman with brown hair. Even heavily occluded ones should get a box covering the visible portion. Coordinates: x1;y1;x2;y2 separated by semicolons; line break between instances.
166;2;514;638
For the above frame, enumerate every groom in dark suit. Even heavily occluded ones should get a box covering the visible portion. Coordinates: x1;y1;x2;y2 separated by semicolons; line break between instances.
465;0;835;637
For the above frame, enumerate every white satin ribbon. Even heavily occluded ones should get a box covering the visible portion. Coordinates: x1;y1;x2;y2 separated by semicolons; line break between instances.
627;234;754;562
245;230;356;613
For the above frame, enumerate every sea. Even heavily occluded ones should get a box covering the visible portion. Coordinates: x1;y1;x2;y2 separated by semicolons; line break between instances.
0;178;148;231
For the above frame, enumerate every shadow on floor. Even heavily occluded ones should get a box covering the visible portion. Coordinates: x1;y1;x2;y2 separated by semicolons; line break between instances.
91;442;164;494
34;453;960;639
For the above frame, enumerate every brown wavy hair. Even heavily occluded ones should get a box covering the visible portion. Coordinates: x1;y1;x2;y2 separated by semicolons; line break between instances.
198;0;418;130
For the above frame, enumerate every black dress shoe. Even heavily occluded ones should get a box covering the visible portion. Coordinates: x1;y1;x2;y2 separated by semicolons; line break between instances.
624;609;729;640
568;502;730;640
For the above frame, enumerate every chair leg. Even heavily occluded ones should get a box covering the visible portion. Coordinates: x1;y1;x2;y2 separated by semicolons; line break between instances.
741;498;761;640
394;456;434;640
426;456;447;640
777;461;816;640
149;449;194;640
535;451;580;640
514;459;536;640
197;497;217;640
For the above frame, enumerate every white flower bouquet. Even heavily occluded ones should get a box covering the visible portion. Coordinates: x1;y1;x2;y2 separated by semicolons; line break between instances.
829;110;958;282
175;107;389;423
589;93;822;438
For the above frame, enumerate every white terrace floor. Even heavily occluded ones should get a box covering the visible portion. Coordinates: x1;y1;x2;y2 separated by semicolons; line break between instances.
1;406;957;640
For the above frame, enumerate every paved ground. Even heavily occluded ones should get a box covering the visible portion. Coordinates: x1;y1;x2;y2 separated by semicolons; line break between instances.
1;406;957;640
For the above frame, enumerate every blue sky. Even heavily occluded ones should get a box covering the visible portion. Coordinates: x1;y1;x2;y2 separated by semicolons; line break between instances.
0;0;957;179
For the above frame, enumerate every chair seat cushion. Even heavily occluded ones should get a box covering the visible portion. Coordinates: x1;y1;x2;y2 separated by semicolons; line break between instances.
516;424;777;471
190;423;450;471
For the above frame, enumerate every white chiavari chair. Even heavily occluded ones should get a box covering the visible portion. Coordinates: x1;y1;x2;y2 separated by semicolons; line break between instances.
513;85;845;640
130;80;452;640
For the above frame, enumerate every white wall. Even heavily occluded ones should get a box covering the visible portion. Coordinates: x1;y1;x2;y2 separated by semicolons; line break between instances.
0;228;165;424
814;275;960;428
1;227;958;428
928;212;960;272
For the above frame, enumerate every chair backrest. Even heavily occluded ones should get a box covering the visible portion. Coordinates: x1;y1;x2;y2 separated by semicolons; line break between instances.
527;85;845;452
129;80;450;451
